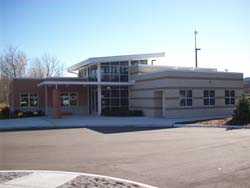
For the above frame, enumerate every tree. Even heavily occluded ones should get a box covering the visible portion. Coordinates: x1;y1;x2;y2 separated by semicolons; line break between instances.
233;95;250;124
0;47;28;79
28;54;64;78
0;47;28;104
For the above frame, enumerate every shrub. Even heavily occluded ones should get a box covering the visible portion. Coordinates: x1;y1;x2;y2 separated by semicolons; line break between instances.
18;111;23;118
233;95;250;124
129;110;143;116
0;106;10;119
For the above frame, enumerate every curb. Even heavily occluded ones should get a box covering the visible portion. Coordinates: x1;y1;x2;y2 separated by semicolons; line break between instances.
0;170;158;188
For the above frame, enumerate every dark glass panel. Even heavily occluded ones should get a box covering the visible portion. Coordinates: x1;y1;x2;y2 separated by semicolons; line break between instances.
187;99;192;106
120;75;128;82
204;90;209;97
180;99;186;106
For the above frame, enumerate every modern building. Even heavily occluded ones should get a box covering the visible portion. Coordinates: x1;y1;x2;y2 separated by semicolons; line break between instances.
244;78;250;94
9;52;243;118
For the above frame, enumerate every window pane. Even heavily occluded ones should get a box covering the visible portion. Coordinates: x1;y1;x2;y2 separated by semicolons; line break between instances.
230;90;235;97
204;98;209;105
131;60;138;66
110;75;119;82
179;90;185;98
230;98;235;104
225;98;230;105
70;93;78;106
120;106;129;112
120;66;128;74
138;59;148;65
204;90;209;97
101;65;110;74
209;90;215;97
101;74;110;82
111;98;120;106
187;99;192;106
61;94;69;106
120;90;128;97
225;90;229;97
210;98;215;105
180;99;186;106
102;98;110;107
20;98;28;107
187;90;192;98
121;98;129;105
110;66;119;74
120;75;128;82
119;61;128;66
30;97;38;107
111;90;119;97
111;107;120;113
101;90;110;98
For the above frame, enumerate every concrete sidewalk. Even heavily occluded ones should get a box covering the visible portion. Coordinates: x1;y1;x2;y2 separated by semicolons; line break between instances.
0;115;229;131
1;115;247;131
0;171;157;188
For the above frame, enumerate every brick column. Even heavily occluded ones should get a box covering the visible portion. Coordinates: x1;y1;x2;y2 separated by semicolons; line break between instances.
52;87;61;118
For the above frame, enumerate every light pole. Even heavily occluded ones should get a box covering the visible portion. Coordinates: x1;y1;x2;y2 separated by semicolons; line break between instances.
194;30;201;68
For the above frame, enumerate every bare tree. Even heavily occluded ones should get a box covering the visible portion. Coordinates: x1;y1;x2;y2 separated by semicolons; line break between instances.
0;47;28;104
29;54;64;78
0;47;28;79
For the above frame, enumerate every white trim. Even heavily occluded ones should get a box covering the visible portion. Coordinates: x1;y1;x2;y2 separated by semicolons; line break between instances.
38;80;135;86
67;52;165;72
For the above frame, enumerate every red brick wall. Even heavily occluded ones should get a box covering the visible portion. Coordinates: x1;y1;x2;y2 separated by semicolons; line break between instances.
9;78;88;114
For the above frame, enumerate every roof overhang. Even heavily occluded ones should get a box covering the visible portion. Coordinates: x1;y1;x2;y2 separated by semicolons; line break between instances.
67;52;165;72
38;80;135;87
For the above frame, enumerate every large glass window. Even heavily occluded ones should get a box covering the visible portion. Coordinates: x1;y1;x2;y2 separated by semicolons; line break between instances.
225;90;235;105
87;65;97;81
20;93;38;107
179;90;192;106
131;59;148;66
61;93;78;107
204;90;215;106
101;61;128;82
78;69;87;78
101;86;129;115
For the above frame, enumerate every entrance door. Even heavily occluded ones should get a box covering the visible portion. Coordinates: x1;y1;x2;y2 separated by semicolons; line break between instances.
89;86;98;115
154;90;165;117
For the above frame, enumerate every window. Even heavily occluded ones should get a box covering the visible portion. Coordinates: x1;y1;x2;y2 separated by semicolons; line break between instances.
87;65;97;81
20;93;38;107
101;61;128;82
179;90;192;106
225;90;235;105
101;86;129;114
131;59;148;66
61;93;78;107
204;90;215;105
78;69;87;78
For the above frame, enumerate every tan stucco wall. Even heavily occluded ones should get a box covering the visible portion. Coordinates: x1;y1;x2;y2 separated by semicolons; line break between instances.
130;69;243;118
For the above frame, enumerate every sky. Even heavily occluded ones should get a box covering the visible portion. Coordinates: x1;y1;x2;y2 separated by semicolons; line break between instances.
0;0;250;77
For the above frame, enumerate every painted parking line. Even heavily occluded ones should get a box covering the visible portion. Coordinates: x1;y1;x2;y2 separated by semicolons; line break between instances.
2;172;78;188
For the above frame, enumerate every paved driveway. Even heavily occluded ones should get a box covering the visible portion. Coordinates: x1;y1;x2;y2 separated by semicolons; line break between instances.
1;127;250;188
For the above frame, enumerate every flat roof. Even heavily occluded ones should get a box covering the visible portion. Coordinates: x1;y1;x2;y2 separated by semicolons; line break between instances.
67;52;165;72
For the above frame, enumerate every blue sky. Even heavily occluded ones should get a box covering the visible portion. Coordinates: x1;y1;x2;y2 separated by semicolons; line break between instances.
1;0;250;77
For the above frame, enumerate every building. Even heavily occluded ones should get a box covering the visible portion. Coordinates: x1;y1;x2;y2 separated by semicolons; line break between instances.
9;52;243;118
244;78;250;94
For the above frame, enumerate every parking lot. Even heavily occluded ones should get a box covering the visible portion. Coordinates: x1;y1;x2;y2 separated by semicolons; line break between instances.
1;127;250;188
